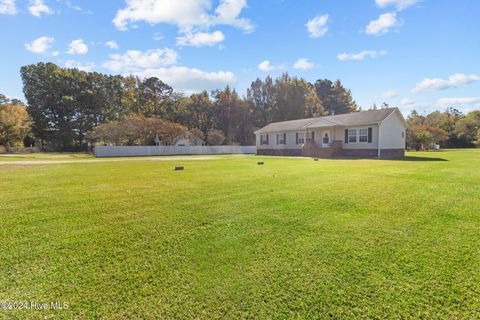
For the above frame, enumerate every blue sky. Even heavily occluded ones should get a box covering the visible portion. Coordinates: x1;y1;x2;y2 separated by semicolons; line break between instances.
1;0;479;114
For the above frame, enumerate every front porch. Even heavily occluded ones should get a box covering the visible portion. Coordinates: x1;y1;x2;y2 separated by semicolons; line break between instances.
302;126;342;157
302;140;343;157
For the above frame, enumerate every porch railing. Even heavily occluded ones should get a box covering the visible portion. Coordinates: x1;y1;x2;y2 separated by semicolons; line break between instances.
302;140;343;157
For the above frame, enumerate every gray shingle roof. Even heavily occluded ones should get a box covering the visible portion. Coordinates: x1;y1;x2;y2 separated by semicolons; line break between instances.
254;118;318;134
255;108;401;134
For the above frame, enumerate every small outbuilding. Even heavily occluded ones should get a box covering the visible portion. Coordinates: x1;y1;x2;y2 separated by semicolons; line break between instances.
174;131;206;147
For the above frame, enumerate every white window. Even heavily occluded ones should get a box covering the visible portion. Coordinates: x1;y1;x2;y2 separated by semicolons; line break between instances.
260;134;268;145
298;133;304;144
359;128;368;142
348;129;357;143
277;133;285;145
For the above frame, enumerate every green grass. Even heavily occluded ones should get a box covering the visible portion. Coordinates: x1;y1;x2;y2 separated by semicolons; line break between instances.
0;153;248;163
1;150;479;319
0;152;93;162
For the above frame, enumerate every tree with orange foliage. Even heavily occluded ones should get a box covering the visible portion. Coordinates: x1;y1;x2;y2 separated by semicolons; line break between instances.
0;103;31;151
86;115;187;146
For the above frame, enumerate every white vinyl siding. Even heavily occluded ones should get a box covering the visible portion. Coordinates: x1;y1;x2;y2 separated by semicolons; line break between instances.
336;125;379;150
379;110;407;149
256;131;305;150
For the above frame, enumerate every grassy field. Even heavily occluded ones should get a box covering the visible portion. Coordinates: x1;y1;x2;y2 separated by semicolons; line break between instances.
0;152;93;162
1;150;479;319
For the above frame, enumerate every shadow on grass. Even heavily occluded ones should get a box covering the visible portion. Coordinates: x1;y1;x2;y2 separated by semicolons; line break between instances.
396;156;448;162
321;156;449;161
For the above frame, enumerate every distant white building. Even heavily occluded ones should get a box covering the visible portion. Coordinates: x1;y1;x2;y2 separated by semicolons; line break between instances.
174;131;205;146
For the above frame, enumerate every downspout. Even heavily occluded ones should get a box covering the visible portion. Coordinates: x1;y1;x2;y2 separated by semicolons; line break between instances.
305;128;309;156
377;122;382;158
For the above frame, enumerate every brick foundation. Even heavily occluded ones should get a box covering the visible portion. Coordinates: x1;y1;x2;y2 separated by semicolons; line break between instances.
257;148;405;159
257;149;303;156
341;149;378;158
379;149;405;159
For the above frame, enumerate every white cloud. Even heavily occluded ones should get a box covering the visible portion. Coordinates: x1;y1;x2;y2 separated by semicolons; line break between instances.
25;36;54;54
64;60;96;72
134;66;236;93
397;97;418;112
375;0;419;11
400;98;414;106
59;0;91;14
213;0;253;33
437;97;480;107
100;44;234;93
413;73;480;93
67;39;89;55
113;0;208;31
105;41;119;49
258;60;279;72
293;58;314;70
28;0;53;17
101;44;234;93
306;14;329;38
177;30;225;47
113;0;253;33
337;50;386;61
382;89;397;99
0;0;17;14
365;12;399;35
153;32;164;41
102;48;178;73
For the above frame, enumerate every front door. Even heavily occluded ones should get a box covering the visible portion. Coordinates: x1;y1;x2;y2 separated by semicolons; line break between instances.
322;129;330;148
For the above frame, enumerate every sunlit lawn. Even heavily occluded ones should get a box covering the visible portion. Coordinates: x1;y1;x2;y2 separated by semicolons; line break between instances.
0;152;93;162
1;150;479;319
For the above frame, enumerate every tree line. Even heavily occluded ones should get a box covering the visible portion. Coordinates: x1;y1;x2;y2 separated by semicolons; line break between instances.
406;108;480;149
1;62;479;151
12;62;357;150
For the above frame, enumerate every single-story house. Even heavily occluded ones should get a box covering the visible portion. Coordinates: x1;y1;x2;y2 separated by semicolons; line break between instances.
254;107;407;159
174;131;206;146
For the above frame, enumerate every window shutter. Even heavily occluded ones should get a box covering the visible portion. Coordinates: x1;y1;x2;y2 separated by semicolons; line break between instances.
345;129;348;143
276;134;279;145
368;127;373;143
260;134;263;145
296;132;298;144
284;133;286;144
311;131;315;142
266;134;269;145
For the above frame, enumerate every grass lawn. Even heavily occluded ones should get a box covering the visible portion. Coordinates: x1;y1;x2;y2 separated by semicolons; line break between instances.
1;150;479;319
0;152;93;162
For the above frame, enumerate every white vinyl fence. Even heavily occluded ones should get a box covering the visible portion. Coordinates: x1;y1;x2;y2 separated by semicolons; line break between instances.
94;145;257;158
